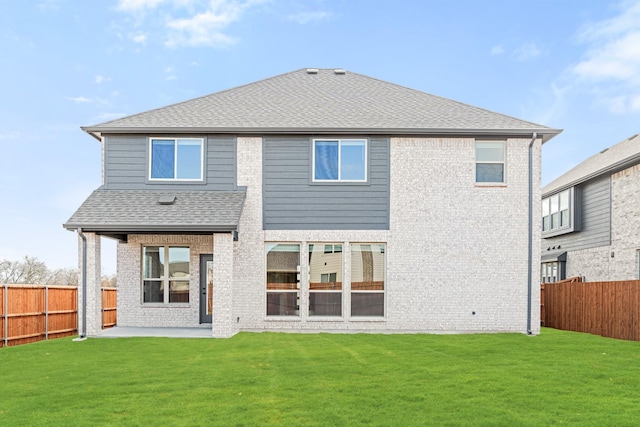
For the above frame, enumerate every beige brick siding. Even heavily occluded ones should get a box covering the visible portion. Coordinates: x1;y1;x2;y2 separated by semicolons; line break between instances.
116;234;213;328
110;136;541;336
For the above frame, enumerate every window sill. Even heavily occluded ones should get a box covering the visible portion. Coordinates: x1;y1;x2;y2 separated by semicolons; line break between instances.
348;317;386;322
264;316;301;321
141;303;191;308
474;183;507;188
307;316;344;321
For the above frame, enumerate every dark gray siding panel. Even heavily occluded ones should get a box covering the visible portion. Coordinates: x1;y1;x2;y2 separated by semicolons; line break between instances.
104;135;236;190
263;136;390;230
542;175;611;252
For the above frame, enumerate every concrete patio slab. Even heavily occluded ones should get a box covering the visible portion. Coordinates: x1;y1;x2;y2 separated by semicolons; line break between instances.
95;326;213;338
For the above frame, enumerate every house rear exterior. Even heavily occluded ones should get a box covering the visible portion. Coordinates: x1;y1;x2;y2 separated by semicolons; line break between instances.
541;133;640;282
65;68;560;337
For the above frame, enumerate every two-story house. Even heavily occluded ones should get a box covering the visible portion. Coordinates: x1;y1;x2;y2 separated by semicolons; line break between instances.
541;133;640;283
64;68;561;337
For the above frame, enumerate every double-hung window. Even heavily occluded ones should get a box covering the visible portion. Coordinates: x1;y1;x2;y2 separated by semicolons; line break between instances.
142;246;190;304
475;141;505;183
309;243;343;317
313;139;367;182
149;138;204;181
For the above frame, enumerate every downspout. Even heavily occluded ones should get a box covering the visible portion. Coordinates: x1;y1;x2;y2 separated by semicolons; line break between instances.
78;228;87;339
527;132;538;335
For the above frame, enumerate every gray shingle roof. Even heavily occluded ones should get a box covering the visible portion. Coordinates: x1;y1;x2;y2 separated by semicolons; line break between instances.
543;133;640;196
64;189;246;233
83;68;561;141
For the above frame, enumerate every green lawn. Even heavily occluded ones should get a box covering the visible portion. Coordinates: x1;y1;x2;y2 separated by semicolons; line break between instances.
1;329;640;426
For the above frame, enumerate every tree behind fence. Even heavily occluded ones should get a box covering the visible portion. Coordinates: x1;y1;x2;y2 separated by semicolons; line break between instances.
542;278;640;341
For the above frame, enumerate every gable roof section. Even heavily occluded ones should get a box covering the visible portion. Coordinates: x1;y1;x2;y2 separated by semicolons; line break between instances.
64;189;246;234
543;133;640;196
83;68;561;142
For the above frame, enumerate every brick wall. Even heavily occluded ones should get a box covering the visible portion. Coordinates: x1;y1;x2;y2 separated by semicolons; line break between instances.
117;234;213;328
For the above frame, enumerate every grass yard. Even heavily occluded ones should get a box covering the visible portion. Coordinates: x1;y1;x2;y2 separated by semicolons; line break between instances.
1;329;640;426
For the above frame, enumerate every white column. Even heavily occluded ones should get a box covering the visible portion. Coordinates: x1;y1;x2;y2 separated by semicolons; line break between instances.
212;233;236;338
78;232;102;336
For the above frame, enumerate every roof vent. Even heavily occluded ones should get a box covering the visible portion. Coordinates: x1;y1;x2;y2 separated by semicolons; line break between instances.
334;68;346;75
306;68;318;74
158;195;176;205
599;148;609;154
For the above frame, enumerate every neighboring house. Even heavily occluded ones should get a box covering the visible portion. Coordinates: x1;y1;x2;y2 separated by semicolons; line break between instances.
541;133;640;283
64;68;561;338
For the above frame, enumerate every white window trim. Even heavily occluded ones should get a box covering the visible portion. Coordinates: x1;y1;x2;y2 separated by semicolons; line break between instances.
265;243;301;318
312;139;368;183
475;140;506;185
148;137;205;182
141;245;190;305
542;187;576;237
349;242;386;319
309;242;344;318
264;241;387;321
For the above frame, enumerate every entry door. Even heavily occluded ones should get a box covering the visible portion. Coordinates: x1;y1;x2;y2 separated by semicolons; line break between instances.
200;254;213;324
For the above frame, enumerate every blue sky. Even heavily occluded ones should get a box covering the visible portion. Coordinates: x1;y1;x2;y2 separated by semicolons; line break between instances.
1;0;639;274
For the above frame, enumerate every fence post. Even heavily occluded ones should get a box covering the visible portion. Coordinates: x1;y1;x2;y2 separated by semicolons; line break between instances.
3;284;7;347
101;288;104;329
45;286;49;340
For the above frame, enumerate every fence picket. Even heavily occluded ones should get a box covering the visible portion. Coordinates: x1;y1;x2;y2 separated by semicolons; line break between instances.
542;279;640;342
0;285;117;347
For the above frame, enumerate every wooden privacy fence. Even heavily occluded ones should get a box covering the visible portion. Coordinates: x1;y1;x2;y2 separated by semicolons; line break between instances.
1;285;77;347
542;278;640;341
102;287;117;329
1;285;117;348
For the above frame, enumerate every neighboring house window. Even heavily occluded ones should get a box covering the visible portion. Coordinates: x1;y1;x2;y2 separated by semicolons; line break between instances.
266;243;300;316
313;139;367;182
541;262;558;283
149;138;204;181
475;141;505;183
351;243;385;317
142;246;190;303
309;243;343;317
542;188;574;234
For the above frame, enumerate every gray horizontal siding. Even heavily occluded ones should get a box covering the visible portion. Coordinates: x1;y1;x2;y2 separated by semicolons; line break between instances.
542;175;611;252
104;135;236;190
263;136;390;230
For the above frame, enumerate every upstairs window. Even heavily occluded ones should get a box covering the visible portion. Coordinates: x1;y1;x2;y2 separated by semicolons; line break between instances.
542;188;575;234
313;139;367;182
475;141;505;183
150;138;203;181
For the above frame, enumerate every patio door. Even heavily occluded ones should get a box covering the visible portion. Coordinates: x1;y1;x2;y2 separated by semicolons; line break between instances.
200;254;213;324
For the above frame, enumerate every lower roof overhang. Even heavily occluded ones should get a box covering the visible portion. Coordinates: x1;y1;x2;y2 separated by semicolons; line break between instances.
63;189;246;242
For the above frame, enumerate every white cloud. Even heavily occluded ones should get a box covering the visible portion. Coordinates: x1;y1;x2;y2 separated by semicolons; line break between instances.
0;131;22;141
66;96;92;103
165;3;245;48
94;75;111;84
131;33;148;44
572;0;640;113
287;11;331;24
490;45;504;56
116;0;167;11
66;96;110;105
114;0;262;49
513;43;542;61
